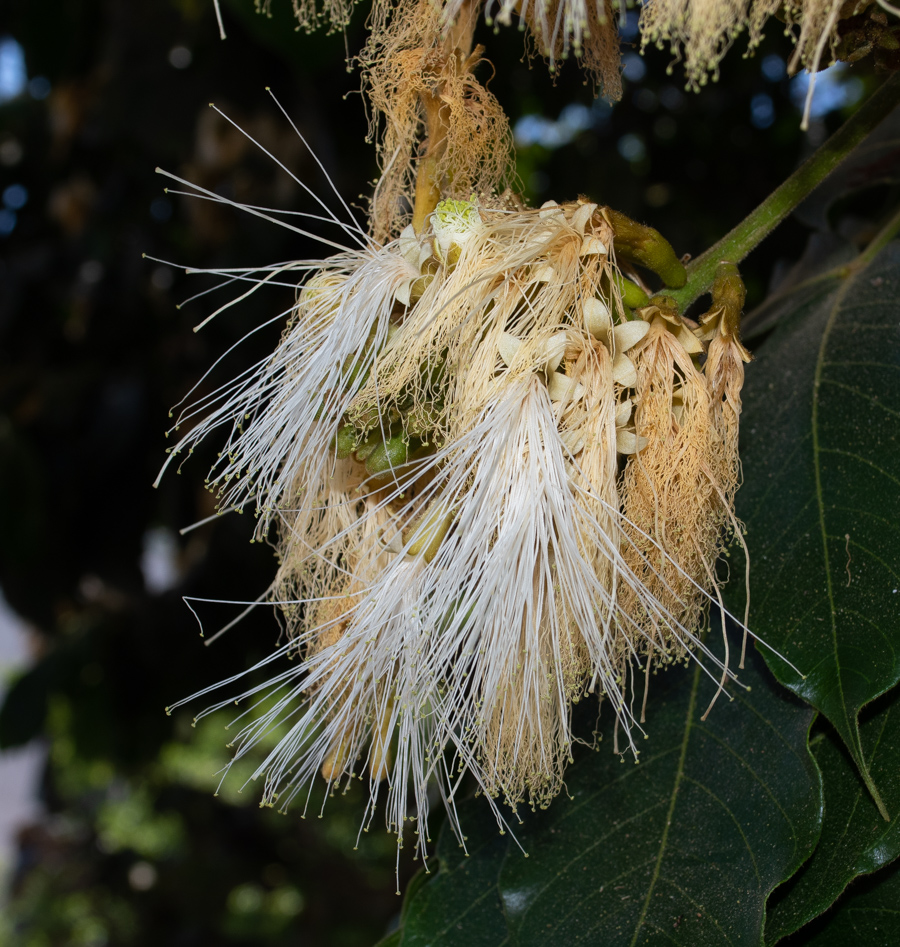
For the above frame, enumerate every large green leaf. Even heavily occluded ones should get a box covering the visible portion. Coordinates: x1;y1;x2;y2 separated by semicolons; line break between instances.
389;644;821;946
765;685;900;944
786;859;900;946
395;795;511;947
730;240;900;816
497;647;820;947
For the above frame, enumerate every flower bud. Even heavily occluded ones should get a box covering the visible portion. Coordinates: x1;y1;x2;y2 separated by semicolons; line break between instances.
611;273;651;309
605;208;686;288
333;424;358;459
364;431;416;477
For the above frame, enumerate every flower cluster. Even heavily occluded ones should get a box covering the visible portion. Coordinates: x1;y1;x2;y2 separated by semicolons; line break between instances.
164;194;754;857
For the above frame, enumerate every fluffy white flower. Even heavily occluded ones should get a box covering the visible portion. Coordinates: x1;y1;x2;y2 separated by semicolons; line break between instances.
160;122;795;861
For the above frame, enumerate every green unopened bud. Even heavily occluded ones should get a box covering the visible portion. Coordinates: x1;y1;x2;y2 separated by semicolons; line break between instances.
605;208;686;289
611;274;651;310
354;431;383;462
365;431;417;477
406;401;442;440
333;424;358;459
648;294;679;313
342;356;370;388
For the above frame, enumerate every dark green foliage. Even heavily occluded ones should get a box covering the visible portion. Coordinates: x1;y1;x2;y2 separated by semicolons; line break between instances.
2;0;899;943
767;688;900;942
386;646;822;946
383;213;900;947
731;240;900;817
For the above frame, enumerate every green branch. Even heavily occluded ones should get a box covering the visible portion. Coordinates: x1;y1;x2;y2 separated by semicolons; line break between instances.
668;73;900;312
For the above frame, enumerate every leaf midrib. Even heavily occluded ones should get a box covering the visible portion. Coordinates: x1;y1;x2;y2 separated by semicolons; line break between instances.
628;662;701;946
811;269;854;745
810;260;890;820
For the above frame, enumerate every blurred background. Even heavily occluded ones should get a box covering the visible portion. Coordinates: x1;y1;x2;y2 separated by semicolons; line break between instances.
0;0;885;943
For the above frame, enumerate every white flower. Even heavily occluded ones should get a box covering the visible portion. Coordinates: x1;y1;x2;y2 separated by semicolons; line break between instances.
160;135;798;861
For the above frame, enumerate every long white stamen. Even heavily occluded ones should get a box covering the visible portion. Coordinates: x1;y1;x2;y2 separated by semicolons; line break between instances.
208;104;370;249
155;167;355;254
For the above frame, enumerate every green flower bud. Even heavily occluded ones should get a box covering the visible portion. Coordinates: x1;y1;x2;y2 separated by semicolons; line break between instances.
365;431;417;477
605;208;686;289
611;273;651;310
333;423;358;459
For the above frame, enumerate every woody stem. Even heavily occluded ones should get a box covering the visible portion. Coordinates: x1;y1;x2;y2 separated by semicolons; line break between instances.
668;73;900;311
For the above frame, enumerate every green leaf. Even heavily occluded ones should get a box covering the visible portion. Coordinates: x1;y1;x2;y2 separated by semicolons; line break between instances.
783;859;900;946
496;646;820;946
389;644;820;946
765;685;900;943
729;240;900;817
396;794;511;946
374;931;403;947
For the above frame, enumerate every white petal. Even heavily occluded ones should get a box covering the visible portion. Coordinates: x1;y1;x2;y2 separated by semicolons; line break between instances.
569;202;597;236
380;530;405;555
616;429;648;454
398;225;420;268
612;353;637;387
559;429;585;455
395;280;412;307
547;372;585;402
613;319;650;353
615;398;633;427
583;297;611;340
539;200;564;220
676;325;705;354
580;235;607;256
498;331;522;367
543;332;570;372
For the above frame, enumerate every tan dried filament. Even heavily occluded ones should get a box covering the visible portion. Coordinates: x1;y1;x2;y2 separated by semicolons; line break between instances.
617;308;727;658
362;0;514;240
